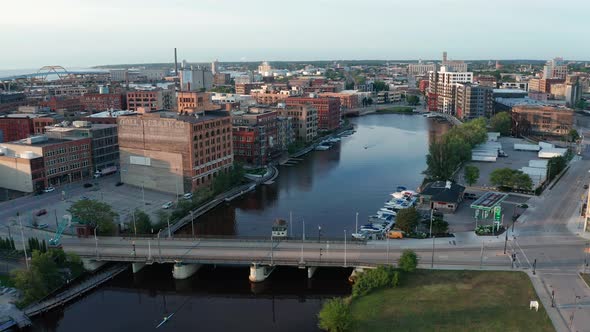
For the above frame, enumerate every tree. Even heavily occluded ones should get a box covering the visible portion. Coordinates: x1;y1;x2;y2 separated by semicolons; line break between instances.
318;298;352;332
575;99;588;110
373;80;389;92
490;112;512;136
133;209;153;234
12;250;63;305
547;156;567;180
568;129;580;142
395;207;419;233
367;97;373;105
464;165;480;186
68;199;118;235
398;249;418;272
490;168;533;191
426;217;449;236
407;95;420;106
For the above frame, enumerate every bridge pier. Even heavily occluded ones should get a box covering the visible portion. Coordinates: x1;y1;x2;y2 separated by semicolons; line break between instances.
82;259;106;272
307;266;318;279
172;262;201;280
249;263;275;283
131;262;146;273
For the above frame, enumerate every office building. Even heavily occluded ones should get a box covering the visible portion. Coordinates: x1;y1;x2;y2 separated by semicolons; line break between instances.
0;135;92;192
81;93;125;112
455;84;493;120
45;121;119;172
117;111;233;194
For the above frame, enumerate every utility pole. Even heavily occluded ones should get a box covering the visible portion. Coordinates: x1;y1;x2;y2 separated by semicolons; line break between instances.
167;216;171;238
17;213;29;270
54;210;59;230
431;235;435;268
302;218;305;241
429;208;434;238
504;228;508;254
94;226;99;260
190;210;195;238
317;225;321;243
344;229;347;267
148;239;152;260
133;209;137;237
157;230;162;262
479;240;484;269
355;212;358;234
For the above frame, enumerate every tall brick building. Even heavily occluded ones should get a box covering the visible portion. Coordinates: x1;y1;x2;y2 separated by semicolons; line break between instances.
285;96;340;131
511;105;573;137
81;93;125;112
231;107;278;166
117;111;233;194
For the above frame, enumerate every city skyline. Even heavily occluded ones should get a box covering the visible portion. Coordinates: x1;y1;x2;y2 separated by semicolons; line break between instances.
2;0;590;69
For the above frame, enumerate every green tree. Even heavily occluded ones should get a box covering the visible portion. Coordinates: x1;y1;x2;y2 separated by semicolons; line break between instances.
12;250;63;306
430;217;449;235
68;199;118;235
395;207;420;234
407;95;420;106
464;165;480;186
490;112;511;136
575;99;588;110
133;209;153;234
568;129;580;142
318;298;352;332
490;168;533;191
547;156;567;180
373;80;389;92
398;249;418;272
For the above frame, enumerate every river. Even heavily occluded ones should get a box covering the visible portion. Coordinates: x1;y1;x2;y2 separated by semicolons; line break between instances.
31;114;450;331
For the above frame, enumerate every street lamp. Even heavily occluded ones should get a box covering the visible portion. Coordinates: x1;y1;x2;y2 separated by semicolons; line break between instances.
344;229;347;267
317;225;322;243
17;212;29;270
94;225;99;260
355;212;358;234
157;229;162;262
190;210;195;238
167;216;171;238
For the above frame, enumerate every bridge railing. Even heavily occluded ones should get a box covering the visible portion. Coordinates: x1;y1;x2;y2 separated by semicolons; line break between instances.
93;235;365;245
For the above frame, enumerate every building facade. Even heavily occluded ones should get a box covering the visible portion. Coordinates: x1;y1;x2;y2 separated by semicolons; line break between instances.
512;105;574;137
285;96;340;131
180;67;214;91
455;84;493;120
81;93;125;112
0;135;92;192
408;63;436;76
117;111;233;194
276;105;318;143
126;89;175;112
177;92;219;114
231;108;278;166
427;67;473;114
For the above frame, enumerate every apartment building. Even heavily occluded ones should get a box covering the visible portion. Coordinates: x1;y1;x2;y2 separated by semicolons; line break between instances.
285;96;340;131
455;83;493;120
231;107;278;166
427;66;473;114
276;105;318;143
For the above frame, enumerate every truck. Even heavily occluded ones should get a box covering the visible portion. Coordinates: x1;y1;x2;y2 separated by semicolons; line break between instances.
94;166;117;178
513;144;541;152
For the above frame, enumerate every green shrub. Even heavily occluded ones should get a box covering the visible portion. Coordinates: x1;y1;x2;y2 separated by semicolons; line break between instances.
398;250;418;272
352;266;400;298
318;297;352;332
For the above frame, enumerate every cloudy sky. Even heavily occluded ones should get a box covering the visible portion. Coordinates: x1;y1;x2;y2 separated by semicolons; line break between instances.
1;0;589;69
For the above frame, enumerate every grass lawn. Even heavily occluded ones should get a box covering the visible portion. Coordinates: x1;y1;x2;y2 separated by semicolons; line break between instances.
349;270;554;332
582;273;590;288
376;106;415;114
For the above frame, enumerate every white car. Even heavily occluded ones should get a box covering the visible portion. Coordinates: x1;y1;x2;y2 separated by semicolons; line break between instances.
183;193;193;200
43;187;55;193
162;201;173;209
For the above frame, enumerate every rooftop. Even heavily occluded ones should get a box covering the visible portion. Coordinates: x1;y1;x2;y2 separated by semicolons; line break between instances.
89;110;137;118
421;181;465;203
494;97;547;108
470;192;509;211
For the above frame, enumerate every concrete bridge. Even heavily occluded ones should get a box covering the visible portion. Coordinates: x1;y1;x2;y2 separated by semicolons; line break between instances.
62;235;546;283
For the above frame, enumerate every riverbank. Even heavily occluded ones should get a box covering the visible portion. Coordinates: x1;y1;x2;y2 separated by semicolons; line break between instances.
374;106;415;114
347;270;553;331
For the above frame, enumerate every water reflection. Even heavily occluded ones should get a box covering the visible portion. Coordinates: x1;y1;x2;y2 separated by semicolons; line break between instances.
178;115;451;239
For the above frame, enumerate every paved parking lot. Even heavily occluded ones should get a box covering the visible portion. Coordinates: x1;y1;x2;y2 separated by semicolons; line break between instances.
5;175;175;233
458;136;543;188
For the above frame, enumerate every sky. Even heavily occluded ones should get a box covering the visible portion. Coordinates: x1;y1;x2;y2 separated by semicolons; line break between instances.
1;0;589;69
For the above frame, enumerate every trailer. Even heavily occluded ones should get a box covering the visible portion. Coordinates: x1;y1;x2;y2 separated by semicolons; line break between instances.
514;144;541;151
538;148;567;159
94;166;118;178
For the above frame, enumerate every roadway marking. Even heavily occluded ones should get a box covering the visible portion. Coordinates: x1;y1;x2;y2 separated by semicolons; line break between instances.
514;238;532;269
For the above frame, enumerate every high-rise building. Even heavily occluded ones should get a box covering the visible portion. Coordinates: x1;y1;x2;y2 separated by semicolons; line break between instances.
441;52;468;72
285;96;340;131
455;84;493;120
211;59;219;75
117;110;233;194
565;75;582;107
180;67;214;91
427;66;473;114
258;61;273;76
543;57;568;79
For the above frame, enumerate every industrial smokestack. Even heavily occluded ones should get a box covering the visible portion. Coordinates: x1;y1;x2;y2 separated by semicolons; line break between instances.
174;48;178;76
443;51;447;62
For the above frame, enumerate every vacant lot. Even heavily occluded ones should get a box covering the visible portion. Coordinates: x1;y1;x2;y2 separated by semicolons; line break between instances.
349;270;554;332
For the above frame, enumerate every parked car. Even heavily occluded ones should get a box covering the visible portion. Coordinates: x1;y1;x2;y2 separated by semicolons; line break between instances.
463;192;478;200
43;187;55;193
584;184;588;190
80;196;89;200
83;183;93;188
38;223;49;229
183;193;193;200
35;209;47;217
115;182;124;187
162;201;173;209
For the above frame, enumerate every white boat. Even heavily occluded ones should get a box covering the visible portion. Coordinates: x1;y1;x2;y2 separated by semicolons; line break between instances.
351;232;367;240
315;144;330;151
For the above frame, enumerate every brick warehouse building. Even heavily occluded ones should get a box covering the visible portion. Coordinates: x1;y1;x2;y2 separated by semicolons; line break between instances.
232;107;278;166
117;111;233;194
81;93;126;112
511;105;573;137
285;96;340;131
